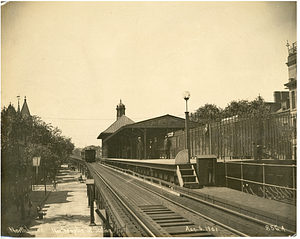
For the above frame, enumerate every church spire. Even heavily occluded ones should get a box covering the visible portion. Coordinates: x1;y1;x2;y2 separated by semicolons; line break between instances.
21;96;31;117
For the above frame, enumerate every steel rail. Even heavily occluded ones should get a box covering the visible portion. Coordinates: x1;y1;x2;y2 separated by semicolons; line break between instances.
136;185;250;237
175;188;295;236
102;163;295;237
105;162;295;234
100;163;248;237
90;164;157;237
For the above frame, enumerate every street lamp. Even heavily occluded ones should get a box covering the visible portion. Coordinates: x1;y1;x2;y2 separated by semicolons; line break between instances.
182;91;191;163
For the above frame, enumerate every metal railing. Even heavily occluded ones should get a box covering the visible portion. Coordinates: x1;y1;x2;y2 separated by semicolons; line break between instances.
224;161;296;205
189;113;296;160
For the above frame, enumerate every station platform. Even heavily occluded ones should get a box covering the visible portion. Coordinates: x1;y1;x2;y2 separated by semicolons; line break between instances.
104;158;189;165
102;158;296;233
25;166;103;237
103;157;256;164
189;186;296;232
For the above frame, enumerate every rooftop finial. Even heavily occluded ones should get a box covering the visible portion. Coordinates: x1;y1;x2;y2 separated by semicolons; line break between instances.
17;95;20;112
286;40;290;49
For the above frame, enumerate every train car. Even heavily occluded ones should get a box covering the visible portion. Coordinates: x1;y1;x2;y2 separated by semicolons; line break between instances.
84;149;96;163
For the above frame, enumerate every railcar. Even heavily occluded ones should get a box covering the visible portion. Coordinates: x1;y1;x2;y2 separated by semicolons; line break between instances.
82;149;96;163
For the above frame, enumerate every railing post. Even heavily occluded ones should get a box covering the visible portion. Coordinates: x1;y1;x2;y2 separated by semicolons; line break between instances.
241;162;243;191
86;179;96;226
292;165;295;205
225;162;228;187
262;163;265;198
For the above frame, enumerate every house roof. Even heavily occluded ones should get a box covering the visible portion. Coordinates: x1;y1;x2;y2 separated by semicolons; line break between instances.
97;115;134;139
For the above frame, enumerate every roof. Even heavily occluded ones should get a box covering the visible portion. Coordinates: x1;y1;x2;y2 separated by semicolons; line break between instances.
122;114;187;129
102;114;199;142
97;115;134;139
21;98;31;117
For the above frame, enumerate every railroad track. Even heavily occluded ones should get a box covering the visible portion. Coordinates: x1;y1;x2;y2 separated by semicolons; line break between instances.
88;163;153;237
88;162;295;237
88;163;240;237
104;162;296;237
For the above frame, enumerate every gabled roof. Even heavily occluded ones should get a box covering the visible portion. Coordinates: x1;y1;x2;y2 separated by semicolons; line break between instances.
97;115;134;139
102;114;199;142
123;114;186;129
7;103;16;116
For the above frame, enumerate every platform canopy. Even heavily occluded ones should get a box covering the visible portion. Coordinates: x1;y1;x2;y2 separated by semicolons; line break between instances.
104;114;187;141
100;114;198;159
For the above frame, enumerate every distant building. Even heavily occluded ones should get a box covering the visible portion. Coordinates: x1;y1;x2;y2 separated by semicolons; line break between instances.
20;96;31;117
284;41;297;116
267;42;297;159
97;100;135;158
266;42;297;117
284;41;297;159
265;91;290;114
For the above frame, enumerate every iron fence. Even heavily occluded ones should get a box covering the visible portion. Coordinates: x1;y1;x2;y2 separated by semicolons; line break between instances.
189;113;296;160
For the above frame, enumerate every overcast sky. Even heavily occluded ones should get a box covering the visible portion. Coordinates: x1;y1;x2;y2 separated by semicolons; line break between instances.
1;1;296;148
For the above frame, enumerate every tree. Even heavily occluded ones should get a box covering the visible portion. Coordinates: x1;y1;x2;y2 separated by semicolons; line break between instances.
24;116;75;181
248;96;272;117
223;99;250;118
73;147;83;158
1;105;31;183
190;103;222;124
1;105;75;191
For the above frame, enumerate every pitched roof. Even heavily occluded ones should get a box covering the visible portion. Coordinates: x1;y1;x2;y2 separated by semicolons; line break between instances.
97;115;134;139
102;114;199;142
122;114;186;129
21;98;30;117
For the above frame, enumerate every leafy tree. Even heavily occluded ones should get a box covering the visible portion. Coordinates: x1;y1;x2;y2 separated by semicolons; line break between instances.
24;116;74;181
1;105;75;186
223;99;250;118
248;96;272;117
190;103;222;124
223;96;272;118
191;96;273;124
1;105;29;181
73;147;83;158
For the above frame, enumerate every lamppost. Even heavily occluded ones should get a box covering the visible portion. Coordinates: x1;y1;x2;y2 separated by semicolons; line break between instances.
183;91;191;163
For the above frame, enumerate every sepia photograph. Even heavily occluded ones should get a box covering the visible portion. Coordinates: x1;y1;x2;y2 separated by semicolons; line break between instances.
1;1;297;237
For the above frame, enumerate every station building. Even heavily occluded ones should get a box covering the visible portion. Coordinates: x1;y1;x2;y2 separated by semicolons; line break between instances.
97;100;198;159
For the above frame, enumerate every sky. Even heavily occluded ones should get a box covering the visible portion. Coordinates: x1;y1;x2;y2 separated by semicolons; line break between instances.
1;1;297;148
